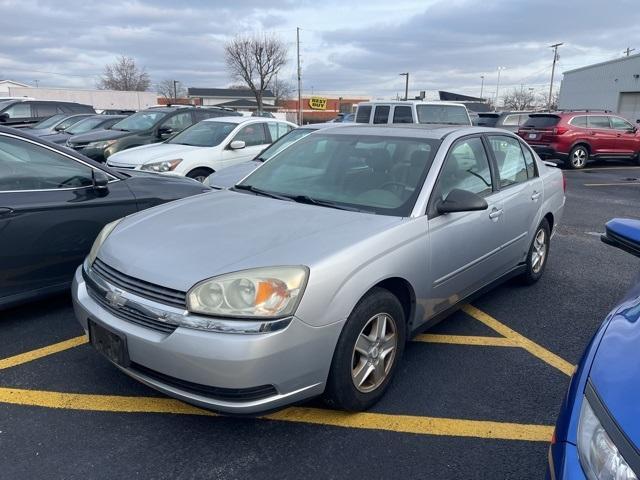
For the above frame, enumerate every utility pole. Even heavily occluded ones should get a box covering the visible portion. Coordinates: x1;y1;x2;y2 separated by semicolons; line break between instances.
480;75;484;99
399;73;409;101
495;67;505;111
173;80;178;101
296;27;302;125
624;47;636;57
548;43;563;111
34;79;39;88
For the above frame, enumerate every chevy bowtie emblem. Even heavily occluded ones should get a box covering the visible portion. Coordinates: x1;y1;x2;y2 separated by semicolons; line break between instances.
106;290;126;308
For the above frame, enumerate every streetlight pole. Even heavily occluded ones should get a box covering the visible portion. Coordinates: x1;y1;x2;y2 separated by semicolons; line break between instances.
480;75;484;99
173;80;178;101
296;27;302;125
399;73;409;101
495;67;505;111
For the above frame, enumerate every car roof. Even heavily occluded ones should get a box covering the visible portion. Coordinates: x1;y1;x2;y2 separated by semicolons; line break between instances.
313;124;508;140
358;100;467;107
202;116;294;125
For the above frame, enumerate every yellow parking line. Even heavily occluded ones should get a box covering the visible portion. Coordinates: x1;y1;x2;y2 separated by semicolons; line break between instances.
0;335;88;371
414;334;517;347
462;305;575;376
0;387;553;442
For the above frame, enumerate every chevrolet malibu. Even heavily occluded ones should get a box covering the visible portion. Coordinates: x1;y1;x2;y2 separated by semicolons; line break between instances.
72;126;565;414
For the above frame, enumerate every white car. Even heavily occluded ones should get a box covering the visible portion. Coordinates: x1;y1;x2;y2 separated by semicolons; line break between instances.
355;100;472;126
106;117;297;182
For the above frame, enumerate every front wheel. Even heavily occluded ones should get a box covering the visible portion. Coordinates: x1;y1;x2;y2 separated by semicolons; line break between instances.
323;287;406;411
186;168;214;183
520;219;550;285
567;145;588;169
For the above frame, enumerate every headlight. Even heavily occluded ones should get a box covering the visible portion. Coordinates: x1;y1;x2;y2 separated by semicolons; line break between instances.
87;218;123;265
140;159;183;172
578;396;638;480
87;140;117;150
187;266;309;318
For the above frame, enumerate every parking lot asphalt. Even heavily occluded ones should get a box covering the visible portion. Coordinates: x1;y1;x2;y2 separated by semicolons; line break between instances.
2;160;640;479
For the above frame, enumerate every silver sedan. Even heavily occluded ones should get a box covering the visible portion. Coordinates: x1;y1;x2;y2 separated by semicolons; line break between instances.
72;125;565;413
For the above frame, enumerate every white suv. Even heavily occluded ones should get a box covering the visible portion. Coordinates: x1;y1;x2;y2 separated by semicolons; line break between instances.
106;117;297;182
355;100;471;126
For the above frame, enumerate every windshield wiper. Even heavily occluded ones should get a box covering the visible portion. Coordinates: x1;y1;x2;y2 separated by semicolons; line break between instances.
254;156;268;163
233;184;293;201
288;195;367;212
112;128;129;132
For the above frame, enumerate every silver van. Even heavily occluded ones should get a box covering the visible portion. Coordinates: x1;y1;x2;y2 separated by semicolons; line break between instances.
355;100;472;126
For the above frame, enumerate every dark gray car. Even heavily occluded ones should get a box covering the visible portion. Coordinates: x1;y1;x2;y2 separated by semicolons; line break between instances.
26;113;95;137
41;115;126;145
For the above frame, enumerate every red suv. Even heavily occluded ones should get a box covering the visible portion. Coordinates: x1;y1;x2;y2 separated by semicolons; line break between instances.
517;111;640;169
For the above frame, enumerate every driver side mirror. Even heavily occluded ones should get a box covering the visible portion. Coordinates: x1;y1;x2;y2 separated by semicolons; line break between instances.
229;140;246;150
437;189;488;214
157;126;173;138
92;170;109;191
54;125;67;132
0;113;8;123
602;218;640;257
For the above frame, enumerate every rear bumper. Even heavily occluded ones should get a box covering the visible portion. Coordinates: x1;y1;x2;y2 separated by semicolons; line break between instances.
530;145;567;160
72;266;342;414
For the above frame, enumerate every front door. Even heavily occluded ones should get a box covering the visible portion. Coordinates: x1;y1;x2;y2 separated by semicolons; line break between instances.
609;116;639;156
224;122;271;167
427;136;511;316
587;115;617;156
0;133;138;303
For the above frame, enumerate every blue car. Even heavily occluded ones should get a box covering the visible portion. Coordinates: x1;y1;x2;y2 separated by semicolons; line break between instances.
548;218;640;480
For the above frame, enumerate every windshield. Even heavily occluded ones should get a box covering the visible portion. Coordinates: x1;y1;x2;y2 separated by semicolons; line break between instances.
257;128;314;160
416;105;469;125
168;121;236;147
111;110;168;132
32;114;66;129
237;133;440;216
66;116;105;135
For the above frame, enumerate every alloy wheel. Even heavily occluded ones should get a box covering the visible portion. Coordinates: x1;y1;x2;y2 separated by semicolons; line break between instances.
571;148;587;168
531;229;547;274
351;313;398;393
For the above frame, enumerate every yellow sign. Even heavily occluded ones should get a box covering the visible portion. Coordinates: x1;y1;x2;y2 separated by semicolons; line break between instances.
309;97;327;110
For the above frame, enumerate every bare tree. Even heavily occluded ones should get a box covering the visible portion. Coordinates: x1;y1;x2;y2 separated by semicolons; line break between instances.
224;34;288;113
157;79;186;99
502;87;536;110
98;56;150;91
273;79;294;105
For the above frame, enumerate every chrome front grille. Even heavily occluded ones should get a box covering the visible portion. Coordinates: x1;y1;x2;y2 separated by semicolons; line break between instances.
92;259;187;309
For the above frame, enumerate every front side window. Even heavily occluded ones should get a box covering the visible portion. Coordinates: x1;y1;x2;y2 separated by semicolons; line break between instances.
355;106;372;123
66;116;104;135
373;106;390;124
393;106;413;124
0;134;95;191
32;113;66;129
488;136;528;187
3;103;32;119
57;116;88;131
435;137;492;202
258;128;314;161
588;116;611;129
111;110;168;132
237;133;440;216
168;121;236;147
416;105;469;125
610;117;633;130
233;123;268;146
161;112;193;132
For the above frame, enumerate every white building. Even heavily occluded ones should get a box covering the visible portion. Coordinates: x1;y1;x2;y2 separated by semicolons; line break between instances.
558;54;640;122
0;79;30;95
188;88;276;112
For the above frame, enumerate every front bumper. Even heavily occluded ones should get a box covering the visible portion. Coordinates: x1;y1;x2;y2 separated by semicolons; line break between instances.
72;266;342;414
547;442;585;480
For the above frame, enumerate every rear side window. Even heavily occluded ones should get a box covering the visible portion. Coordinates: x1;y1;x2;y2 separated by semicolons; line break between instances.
355;106;372;123
523;115;560;128
373;106;390;124
416;105;469;125
569;116;587;127
521;144;537;178
392;106;413;123
487;136;528;187
588;116;611;129
35;103;60;117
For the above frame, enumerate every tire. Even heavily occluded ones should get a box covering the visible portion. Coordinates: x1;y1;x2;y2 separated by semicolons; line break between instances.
186;168;214;183
323;287;406;411
520;218;551;285
567;145;589;169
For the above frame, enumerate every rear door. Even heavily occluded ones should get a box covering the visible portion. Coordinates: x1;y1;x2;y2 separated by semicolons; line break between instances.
486;134;543;265
0;132;137;303
587;115;616;155
426;135;511;315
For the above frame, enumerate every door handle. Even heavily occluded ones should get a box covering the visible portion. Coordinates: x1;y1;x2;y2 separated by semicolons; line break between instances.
531;191;542;201
0;207;14;218
488;208;503;220
589;130;597;135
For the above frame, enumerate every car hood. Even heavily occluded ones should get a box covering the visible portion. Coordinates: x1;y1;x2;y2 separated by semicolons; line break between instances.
590;277;640;450
28;128;54;136
107;143;202;166
69;129;130;144
39;132;70;143
98;190;402;292
206;160;261;188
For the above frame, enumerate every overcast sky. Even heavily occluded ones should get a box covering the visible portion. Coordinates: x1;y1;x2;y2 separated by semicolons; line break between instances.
1;0;639;101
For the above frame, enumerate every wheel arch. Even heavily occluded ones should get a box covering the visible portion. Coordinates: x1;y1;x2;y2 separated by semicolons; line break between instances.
570;141;591;154
365;277;416;333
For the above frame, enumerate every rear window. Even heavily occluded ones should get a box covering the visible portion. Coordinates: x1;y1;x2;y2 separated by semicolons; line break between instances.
476;114;499;127
355;106;372;123
522;115;560;128
416;105;470;125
